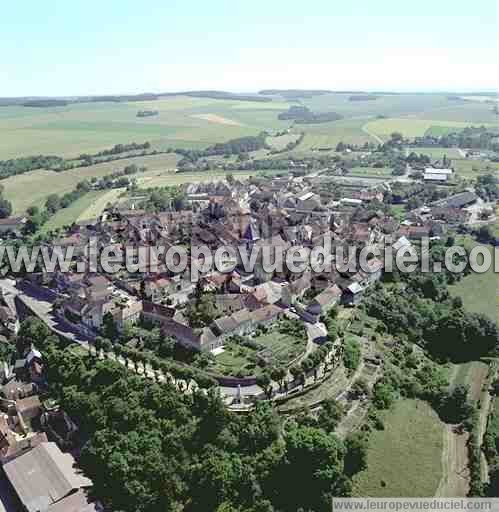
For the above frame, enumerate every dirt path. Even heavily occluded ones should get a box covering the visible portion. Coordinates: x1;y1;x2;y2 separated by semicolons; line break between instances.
435;425;470;497
361;124;384;145
477;365;496;484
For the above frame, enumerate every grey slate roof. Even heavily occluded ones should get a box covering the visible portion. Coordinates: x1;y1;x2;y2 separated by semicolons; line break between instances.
4;442;92;512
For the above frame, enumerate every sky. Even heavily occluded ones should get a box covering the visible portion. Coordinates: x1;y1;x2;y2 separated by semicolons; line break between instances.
1;0;497;97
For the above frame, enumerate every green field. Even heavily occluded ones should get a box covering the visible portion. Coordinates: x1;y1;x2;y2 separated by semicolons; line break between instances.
451;158;499;178
352;399;444;497
297;118;376;151
0;94;495;162
448;244;497;321
41;191;108;232
410;147;463;159
2;93;497;213
0;97;291;160
2;153;178;214
364;118;475;141
136;168;256;189
266;132;301;150
347;166;393;177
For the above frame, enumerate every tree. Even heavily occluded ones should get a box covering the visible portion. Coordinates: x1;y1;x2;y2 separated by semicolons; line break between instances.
373;379;395;409
270;366;287;392
438;385;473;423
17;317;51;351
102;312;118;340
45;194;61;214
344;433;368;476
0;197;12;219
317;398;344;432
256;372;273;399
26;206;39;217
185;294;217;328
276;425;350;511
351;378;370;398
343;338;361;373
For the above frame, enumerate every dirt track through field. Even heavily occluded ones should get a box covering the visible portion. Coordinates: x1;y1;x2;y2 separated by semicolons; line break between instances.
435;425;470;497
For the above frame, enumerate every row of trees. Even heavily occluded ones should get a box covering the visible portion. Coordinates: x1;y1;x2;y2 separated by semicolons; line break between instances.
0;184;12;218
92;336;218;391
16;315;358;512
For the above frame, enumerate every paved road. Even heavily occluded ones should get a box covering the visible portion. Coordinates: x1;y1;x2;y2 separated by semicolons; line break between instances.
0;279;91;346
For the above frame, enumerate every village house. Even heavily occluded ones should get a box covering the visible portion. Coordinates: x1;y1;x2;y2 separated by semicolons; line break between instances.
306;284;342;317
342;281;364;306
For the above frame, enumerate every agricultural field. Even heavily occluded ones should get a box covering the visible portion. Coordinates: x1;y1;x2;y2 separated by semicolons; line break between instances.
266;132;302;151
352;399;444;497
40;190;109;233
1;153;178;214
302;93;453;118
0;96;291;160
347;166;393;178
1;93;494;162
448;244;497;321
135;168;256;189
450;158;499;178
363;118;474;141
410;147;463;160
296;118;377;152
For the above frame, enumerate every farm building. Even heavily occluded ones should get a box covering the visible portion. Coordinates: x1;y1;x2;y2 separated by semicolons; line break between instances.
3;442;96;512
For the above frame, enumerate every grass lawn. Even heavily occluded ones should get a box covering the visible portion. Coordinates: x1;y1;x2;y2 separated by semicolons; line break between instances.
213;344;257;377
448;244;497;322
212;326;307;377
352;399;444;497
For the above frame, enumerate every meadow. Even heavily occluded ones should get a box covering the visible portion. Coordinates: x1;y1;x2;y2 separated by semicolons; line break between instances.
352;399;444;497
450;158;499;178
2;153;178;214
448;244;497;321
41;190;108;232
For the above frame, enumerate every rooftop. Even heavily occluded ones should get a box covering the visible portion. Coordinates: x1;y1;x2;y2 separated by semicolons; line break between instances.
4;442;92;512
